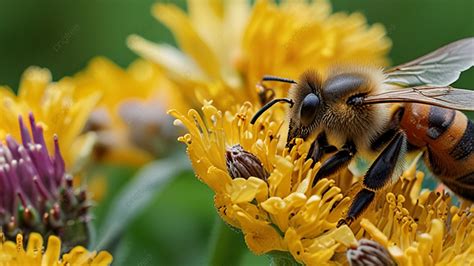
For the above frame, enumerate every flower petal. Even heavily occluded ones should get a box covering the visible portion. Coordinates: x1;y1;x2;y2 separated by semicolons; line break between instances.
127;35;206;84
153;4;222;81
235;208;285;254
230;177;268;204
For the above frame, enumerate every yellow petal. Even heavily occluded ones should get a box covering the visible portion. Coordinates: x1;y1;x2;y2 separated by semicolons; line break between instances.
26;233;43;261
207;166;232;193
308;225;357;252
18;66;52;105
42;235;61;266
230;177;268;204
235;209;285;254
261;193;307;231
61;246;88;264
214;193;240;228
284;227;305;263
429;219;444;262
91;251;114;265
153;4;221;81
360;218;389;247
127;35;206;83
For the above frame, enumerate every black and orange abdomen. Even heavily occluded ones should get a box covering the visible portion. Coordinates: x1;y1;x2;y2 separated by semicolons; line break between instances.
399;103;474;200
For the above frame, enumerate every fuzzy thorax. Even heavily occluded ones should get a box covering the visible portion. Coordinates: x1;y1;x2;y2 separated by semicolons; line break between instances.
324;101;391;152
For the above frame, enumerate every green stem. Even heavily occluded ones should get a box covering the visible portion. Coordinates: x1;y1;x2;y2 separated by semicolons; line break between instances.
268;251;301;266
207;215;246;266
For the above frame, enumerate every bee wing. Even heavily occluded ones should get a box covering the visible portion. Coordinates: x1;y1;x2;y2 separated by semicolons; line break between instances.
363;86;474;111
384;38;474;87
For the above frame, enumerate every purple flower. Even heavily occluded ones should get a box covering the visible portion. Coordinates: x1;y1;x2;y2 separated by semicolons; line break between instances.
0;113;90;250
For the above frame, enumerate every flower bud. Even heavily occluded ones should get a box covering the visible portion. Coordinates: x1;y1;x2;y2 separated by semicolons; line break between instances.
347;239;395;266
226;144;268;180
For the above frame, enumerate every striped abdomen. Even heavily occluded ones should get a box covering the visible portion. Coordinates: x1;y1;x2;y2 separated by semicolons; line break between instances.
399;103;474;200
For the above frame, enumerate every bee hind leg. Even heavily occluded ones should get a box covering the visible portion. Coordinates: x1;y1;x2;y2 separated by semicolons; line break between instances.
338;132;407;227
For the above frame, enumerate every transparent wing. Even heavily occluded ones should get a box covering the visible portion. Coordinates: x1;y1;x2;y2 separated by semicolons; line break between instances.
362;86;474;111
384;38;474;87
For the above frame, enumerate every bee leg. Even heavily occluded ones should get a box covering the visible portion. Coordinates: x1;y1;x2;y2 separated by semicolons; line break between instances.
257;75;297;105
370;107;404;152
256;82;275;105
312;141;356;186
337;188;375;227
338;132;407;227
307;132;337;166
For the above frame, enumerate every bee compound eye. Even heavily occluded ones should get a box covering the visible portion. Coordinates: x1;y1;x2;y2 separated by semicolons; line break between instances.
300;93;320;125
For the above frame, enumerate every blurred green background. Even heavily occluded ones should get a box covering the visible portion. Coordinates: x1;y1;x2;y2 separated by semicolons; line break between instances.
0;0;473;89
0;0;472;265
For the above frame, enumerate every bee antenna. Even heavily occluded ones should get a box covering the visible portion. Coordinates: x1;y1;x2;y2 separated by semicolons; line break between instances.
262;76;297;84
250;98;294;124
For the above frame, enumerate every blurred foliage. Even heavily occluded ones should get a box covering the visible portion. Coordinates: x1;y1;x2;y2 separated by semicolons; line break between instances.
0;0;472;90
331;0;474;95
0;0;184;89
0;0;472;265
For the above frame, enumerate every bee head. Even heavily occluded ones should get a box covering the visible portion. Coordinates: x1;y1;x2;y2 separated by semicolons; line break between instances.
286;70;325;141
250;71;325;142
250;68;381;146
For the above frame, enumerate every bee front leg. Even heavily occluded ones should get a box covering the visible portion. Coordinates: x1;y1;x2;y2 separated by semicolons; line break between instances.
256;82;275;105
307;132;338;167
257;75;297;105
312;141;356;187
338;132;407;227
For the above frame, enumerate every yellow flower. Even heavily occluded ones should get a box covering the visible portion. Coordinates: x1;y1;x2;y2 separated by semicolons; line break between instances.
171;102;474;265
0;66;100;170
141;0;473;264
159;1;473;260
354;160;474;266
157;2;391;263
0;232;112;265
71;57;182;166
129;0;391;109
170;102;358;265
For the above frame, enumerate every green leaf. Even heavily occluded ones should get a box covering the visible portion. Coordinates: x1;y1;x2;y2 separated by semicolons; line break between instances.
93;154;190;250
89;164;139;237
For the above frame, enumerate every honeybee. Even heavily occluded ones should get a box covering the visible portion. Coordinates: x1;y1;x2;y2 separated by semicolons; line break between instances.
251;38;474;226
